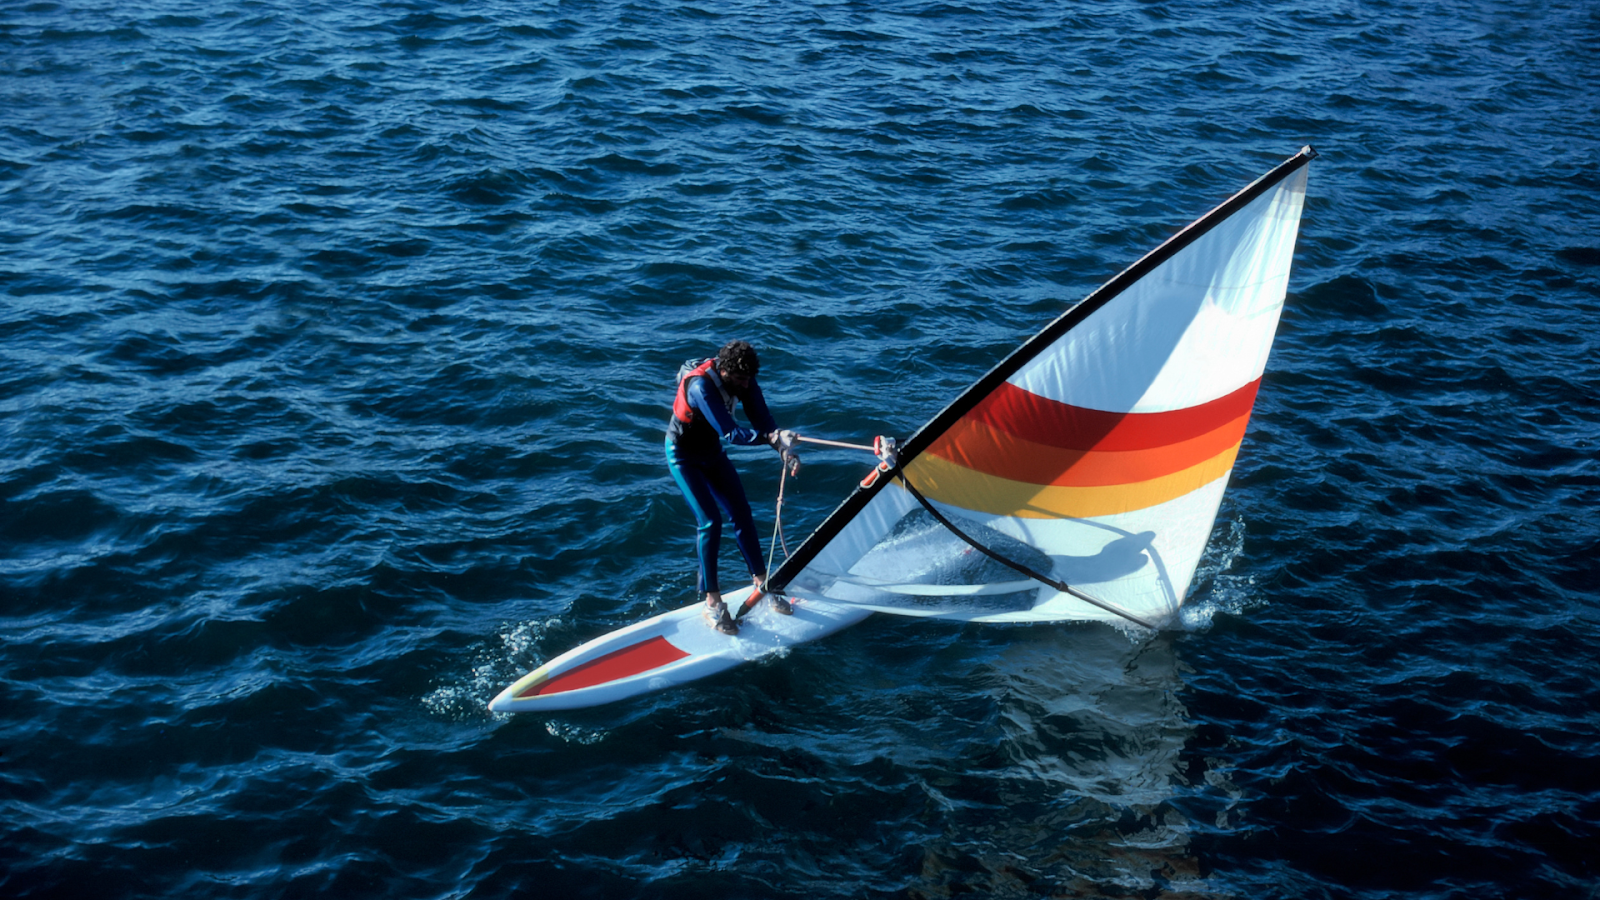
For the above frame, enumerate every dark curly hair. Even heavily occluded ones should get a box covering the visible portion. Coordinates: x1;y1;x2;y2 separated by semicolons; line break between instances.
716;340;760;379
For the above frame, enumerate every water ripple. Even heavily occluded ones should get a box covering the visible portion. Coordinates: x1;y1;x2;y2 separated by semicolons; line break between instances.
4;0;1599;897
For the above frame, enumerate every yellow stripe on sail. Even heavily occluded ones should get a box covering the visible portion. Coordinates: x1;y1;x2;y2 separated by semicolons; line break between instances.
903;442;1242;518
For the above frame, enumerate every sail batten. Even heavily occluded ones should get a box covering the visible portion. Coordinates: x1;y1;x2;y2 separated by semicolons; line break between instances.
771;148;1315;627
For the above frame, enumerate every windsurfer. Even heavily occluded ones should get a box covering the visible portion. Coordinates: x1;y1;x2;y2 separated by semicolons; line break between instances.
665;340;800;635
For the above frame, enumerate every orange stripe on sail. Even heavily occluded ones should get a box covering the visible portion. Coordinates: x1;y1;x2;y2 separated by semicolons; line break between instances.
927;411;1251;487
904;443;1240;518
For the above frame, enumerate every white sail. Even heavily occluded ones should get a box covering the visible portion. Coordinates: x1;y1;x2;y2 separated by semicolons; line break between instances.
771;149;1315;628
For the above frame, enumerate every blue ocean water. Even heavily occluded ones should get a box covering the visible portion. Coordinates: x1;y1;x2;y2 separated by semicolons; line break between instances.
3;0;1598;896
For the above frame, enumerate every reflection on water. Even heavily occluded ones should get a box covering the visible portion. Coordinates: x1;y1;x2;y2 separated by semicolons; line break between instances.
905;627;1217;898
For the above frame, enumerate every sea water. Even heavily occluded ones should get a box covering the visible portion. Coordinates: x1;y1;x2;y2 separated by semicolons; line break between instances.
3;1;1597;897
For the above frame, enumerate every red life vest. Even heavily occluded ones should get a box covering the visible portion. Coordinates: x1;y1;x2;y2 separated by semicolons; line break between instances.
668;358;744;451
671;358;718;426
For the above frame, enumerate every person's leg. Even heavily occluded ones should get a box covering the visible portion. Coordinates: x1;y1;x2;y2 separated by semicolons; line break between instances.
667;445;740;635
703;452;764;582
665;448;723;595
704;454;792;616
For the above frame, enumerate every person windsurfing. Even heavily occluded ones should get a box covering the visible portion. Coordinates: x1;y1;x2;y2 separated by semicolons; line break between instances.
665;340;800;635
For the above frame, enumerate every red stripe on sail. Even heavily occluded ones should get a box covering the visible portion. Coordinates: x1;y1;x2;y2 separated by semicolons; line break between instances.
967;379;1261;452
928;412;1250;487
518;636;689;698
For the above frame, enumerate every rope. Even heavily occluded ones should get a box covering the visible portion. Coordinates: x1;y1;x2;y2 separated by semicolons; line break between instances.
765;433;876;576
764;458;789;580
734;459;792;622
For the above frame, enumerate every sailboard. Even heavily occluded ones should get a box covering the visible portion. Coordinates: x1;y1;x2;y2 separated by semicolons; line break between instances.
490;146;1315;714
489;587;871;712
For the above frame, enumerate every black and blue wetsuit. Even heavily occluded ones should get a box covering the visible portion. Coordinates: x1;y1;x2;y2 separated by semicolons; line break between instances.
665;362;777;595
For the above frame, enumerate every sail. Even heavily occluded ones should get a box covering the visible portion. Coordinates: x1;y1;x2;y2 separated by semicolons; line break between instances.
770;148;1315;627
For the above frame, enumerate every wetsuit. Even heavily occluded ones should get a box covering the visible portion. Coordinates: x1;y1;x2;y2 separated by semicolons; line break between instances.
665;362;777;594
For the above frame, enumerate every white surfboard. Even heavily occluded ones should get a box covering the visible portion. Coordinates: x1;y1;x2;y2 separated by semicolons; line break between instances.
488;587;873;712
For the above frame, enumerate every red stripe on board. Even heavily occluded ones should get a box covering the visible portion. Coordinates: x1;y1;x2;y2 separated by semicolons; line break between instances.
518;635;689;698
968;379;1261;451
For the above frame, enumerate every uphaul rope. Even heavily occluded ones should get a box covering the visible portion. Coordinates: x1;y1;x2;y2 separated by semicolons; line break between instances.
742;433;900;619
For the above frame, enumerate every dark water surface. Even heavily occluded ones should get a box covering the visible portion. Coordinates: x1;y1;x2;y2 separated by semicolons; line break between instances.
4;1;1599;897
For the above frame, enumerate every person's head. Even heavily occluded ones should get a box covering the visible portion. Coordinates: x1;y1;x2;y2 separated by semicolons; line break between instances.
716;340;759;391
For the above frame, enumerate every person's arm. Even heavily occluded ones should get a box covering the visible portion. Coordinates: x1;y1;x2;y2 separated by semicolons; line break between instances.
687;377;763;445
740;379;778;440
743;380;800;475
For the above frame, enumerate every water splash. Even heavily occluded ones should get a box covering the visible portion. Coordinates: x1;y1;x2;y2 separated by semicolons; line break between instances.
544;721;608;745
421;617;562;720
1180;516;1264;631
